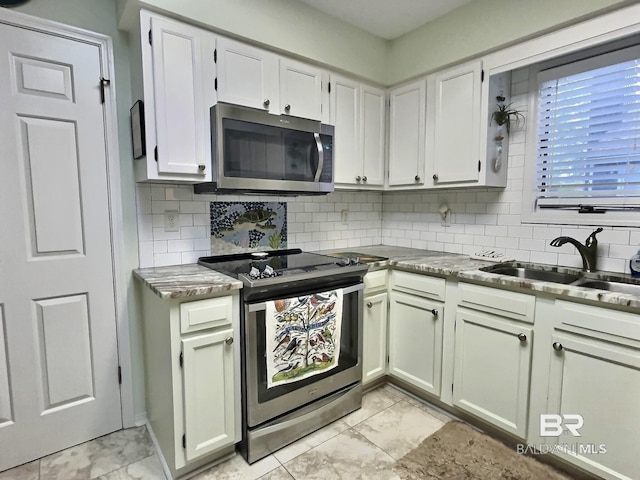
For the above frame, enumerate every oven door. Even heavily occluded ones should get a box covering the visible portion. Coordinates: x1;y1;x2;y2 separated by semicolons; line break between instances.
244;282;363;428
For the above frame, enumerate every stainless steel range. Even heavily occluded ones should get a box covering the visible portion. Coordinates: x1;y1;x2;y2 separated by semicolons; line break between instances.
198;249;368;463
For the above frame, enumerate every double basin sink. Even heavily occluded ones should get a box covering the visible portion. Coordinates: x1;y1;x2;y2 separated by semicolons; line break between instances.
479;262;640;296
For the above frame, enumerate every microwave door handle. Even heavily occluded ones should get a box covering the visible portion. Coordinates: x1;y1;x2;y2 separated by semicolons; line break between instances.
313;133;324;182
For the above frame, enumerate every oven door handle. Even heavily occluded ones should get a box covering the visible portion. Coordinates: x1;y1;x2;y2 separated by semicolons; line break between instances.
248;283;364;312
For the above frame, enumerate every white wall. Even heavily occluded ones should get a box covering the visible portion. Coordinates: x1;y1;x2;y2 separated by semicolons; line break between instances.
136;185;382;267
381;68;639;275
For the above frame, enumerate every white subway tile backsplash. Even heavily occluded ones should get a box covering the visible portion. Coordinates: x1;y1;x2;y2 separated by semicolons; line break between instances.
168;239;194;253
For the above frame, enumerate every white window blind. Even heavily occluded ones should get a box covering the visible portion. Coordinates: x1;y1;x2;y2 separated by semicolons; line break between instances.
535;45;640;209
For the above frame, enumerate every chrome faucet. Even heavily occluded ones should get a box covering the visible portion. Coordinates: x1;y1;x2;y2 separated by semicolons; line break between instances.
549;227;603;272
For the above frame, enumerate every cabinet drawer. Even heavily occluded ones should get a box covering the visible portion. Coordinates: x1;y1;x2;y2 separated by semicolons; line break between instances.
364;270;387;294
180;296;233;334
556;300;640;341
459;283;535;324
391;271;445;301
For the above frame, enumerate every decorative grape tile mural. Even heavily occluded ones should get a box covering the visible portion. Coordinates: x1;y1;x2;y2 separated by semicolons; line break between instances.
210;201;287;253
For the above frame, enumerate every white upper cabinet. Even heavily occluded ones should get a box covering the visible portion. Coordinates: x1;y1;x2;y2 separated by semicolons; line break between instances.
279;57;323;120
134;10;216;183
388;80;426;187
216;37;279;112
331;76;386;188
430;60;482;186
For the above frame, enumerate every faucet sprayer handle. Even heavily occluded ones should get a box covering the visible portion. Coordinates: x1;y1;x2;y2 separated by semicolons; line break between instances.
586;227;603;247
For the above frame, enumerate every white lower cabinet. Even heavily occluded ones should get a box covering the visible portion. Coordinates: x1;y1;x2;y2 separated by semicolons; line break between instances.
388;272;444;396
541;301;640;480
140;288;241;479
362;270;388;385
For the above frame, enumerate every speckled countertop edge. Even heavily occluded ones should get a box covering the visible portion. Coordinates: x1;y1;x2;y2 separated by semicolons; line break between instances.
133;264;242;299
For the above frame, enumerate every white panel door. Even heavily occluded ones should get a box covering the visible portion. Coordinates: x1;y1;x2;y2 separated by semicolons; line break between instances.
279;58;323;120
361;84;386;186
182;329;236;462
150;16;213;178
388;80;426;186
0;22;121;471
432;61;482;185
217;37;279;111
330;75;360;185
363;292;388;385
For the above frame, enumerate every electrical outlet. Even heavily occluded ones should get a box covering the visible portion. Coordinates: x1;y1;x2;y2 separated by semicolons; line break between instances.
341;209;348;224
164;211;179;232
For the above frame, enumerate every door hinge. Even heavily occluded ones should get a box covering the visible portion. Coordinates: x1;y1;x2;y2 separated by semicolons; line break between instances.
452;383;454;393
154;146;158;161
328;81;331;94
214;48;217;63
148;29;152;45
478;160;481;172
214;77;218;91
386;354;390;365
118;366;122;385
99;77;111;104
179;351;183;368
481;69;484;82
182;434;186;449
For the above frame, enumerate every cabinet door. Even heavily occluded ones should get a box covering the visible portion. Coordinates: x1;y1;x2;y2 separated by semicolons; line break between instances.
361;84;386;186
388;291;442;395
216;37;279;112
363;292;388;385
388;80;426;187
546;333;640;480
280;58;323;120
330;75;360;185
181;329;236;462
453;308;532;439
431;61;482;185
150;16;213;180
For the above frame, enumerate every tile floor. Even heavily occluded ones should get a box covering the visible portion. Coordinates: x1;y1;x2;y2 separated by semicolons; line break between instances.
1;385;454;480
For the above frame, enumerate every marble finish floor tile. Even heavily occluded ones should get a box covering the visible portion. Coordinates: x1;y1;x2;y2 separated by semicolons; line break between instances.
273;419;350;464
40;426;155;480
0;460;39;480
354;400;445;460
342;387;398;427
191;453;280;480
257;466;294;480
383;384;454;424
95;455;165;480
283;429;399;480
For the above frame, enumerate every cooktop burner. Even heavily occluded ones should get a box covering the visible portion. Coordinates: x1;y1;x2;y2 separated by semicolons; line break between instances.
198;249;368;288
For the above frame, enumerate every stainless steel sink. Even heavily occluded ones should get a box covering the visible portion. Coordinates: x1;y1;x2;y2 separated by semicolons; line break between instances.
479;262;583;284
571;278;640;296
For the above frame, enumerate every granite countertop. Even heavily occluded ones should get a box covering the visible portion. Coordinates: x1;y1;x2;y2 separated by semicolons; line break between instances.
327;245;640;310
133;264;242;299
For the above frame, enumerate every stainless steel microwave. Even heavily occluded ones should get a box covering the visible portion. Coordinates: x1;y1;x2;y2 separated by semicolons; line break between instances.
194;103;334;195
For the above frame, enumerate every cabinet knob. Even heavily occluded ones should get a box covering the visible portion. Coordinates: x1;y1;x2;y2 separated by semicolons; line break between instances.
285;104;291;113
433;173;439;181
367;301;373;308
263;99;270;108
225;336;234;345
198;164;206;172
355;176;362;181
362;176;368;182
552;342;563;351
415;175;421;182
517;333;527;342
430;308;438;317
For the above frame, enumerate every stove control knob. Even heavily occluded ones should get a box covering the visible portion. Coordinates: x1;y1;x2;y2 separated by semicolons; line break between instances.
225;336;234;345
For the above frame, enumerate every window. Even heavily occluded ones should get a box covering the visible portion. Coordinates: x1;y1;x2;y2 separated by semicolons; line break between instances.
523;44;640;226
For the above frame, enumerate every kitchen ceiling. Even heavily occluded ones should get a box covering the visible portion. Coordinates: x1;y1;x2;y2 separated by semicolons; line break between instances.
296;0;475;40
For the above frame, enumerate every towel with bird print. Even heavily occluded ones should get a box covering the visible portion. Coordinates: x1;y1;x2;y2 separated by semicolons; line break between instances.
266;289;343;388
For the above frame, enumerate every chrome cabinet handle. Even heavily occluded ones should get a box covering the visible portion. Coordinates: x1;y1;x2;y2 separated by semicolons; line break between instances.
263;99;270;108
362;176;367;182
430;308;438;317
415;175;421;182
552;342;563;351
367;301;373;308
225;336;234;345
198;164;206;172
356;176;362;181
432;174;438;181
518;333;527;342
285;104;291;112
